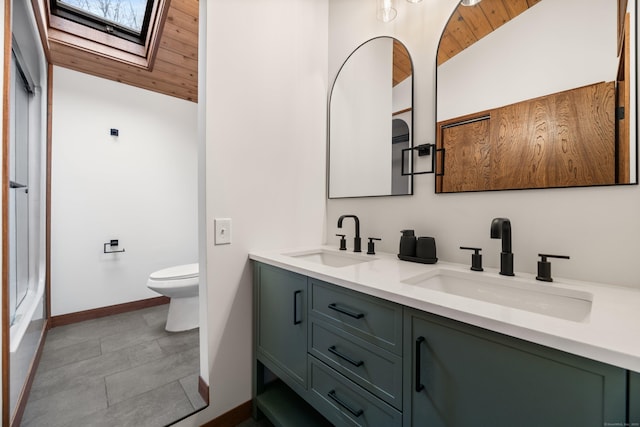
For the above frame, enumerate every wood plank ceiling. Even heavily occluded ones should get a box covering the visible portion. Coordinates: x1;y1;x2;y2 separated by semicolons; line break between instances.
438;0;541;66
30;0;539;101
32;0;198;102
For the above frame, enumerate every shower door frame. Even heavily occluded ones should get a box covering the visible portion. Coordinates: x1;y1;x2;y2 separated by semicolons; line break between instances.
1;2;52;425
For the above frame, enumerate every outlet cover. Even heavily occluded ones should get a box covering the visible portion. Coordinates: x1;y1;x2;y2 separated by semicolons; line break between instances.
214;218;232;245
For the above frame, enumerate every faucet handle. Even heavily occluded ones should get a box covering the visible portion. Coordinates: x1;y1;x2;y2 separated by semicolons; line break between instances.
336;234;347;251
536;253;570;282
460;246;483;271
367;237;381;255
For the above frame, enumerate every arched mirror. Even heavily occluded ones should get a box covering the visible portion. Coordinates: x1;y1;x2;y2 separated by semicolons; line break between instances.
329;36;413;198
435;0;637;193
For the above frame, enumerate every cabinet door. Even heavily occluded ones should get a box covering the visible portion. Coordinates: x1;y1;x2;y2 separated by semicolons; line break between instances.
630;371;640;424
255;263;308;389
403;309;626;427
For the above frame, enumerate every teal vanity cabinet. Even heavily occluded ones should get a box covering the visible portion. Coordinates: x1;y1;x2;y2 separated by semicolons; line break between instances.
631;371;640;424
403;308;627;427
253;261;635;427
253;262;405;426
253;264;310;401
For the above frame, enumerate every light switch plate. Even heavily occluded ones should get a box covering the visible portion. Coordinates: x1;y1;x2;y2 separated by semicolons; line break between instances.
214;218;232;245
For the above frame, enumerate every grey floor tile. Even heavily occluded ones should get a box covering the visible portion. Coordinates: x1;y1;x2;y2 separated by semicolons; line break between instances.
105;346;199;406
37;338;101;372
21;377;107;427
30;340;164;402
158;328;199;355
68;381;194;427
100;322;169;354
24;305;203;426
179;373;207;411
44;312;149;352
142;305;169;328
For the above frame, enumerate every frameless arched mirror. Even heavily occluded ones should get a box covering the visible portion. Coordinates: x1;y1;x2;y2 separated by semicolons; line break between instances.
435;0;636;193
329;36;413;198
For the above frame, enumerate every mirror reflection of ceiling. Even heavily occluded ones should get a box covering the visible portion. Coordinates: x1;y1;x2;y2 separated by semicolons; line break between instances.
437;0;541;65
393;39;412;85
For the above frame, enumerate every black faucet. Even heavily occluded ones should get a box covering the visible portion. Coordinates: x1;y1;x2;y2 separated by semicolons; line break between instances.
490;218;514;276
337;215;361;253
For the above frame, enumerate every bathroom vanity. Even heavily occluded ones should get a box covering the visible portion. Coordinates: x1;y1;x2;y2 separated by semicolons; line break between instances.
250;247;640;426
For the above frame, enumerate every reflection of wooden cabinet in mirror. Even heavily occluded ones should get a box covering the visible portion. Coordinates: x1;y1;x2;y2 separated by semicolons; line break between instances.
616;12;631;184
436;82;616;192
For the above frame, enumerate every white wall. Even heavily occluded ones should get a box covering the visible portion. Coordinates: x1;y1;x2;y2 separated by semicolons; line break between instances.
187;0;328;423
50;67;198;315
326;0;640;290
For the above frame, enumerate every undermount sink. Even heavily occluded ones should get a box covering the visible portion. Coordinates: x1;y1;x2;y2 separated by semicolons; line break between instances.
285;249;375;268
402;269;592;322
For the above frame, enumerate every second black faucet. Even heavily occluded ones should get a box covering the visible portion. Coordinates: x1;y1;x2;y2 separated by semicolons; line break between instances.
490;217;514;276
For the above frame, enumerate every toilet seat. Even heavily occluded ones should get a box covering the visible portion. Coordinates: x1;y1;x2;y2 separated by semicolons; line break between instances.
149;263;198;281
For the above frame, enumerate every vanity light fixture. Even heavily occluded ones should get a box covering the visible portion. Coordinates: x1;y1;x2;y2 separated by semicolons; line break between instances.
377;0;397;23
461;0;482;6
377;0;422;23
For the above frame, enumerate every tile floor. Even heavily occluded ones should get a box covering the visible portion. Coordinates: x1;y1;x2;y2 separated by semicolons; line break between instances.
21;304;206;427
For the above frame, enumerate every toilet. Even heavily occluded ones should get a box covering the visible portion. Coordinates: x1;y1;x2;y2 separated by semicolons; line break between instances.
147;263;199;332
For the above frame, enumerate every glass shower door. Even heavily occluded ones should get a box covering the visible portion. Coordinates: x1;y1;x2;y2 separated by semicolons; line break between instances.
9;50;31;325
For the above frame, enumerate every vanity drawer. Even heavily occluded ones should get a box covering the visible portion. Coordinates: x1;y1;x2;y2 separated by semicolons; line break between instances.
308;357;402;427
310;280;403;356
309;320;402;410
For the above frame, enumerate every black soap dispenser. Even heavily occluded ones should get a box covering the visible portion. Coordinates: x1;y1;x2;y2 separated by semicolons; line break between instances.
398;230;417;258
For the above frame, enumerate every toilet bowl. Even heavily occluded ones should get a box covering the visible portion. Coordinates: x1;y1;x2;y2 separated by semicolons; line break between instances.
147;263;199;332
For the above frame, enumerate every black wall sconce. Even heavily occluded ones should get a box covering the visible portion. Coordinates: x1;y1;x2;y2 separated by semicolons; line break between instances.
110;128;119;136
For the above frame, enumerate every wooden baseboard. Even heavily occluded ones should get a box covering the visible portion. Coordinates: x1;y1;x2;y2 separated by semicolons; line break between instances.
10;319;49;427
199;375;209;405
201;400;252;427
50;296;170;328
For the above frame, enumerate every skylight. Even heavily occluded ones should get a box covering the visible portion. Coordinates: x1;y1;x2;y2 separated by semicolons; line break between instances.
51;0;155;44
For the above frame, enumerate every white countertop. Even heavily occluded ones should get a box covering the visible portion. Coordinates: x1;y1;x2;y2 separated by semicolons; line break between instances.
250;246;640;372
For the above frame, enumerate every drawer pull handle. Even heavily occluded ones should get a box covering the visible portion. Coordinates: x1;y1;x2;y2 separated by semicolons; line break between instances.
328;303;364;319
293;290;302;325
328;346;364;367
415;336;425;392
328;390;364;417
